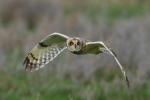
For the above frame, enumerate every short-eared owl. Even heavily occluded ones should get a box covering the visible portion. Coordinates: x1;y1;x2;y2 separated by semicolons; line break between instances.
24;33;129;87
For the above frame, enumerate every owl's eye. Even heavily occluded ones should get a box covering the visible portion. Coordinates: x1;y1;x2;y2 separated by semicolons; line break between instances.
69;41;74;46
77;41;80;45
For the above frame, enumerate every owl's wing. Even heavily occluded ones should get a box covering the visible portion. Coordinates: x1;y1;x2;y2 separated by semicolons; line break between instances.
85;41;130;88
23;33;69;72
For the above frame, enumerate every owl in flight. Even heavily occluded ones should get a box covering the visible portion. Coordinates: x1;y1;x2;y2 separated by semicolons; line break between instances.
23;33;129;87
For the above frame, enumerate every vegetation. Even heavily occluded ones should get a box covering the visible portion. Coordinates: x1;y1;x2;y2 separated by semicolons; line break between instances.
0;0;150;100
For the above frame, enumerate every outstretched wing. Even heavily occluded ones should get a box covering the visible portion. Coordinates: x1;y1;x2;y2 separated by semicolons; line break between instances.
23;33;69;72
85;41;130;87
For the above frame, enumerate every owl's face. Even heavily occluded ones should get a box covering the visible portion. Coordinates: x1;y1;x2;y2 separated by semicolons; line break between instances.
66;38;84;52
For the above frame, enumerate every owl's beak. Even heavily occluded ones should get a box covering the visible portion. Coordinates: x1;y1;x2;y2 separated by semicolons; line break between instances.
74;44;77;48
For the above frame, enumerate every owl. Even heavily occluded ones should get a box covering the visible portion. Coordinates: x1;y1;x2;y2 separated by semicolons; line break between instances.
23;32;129;87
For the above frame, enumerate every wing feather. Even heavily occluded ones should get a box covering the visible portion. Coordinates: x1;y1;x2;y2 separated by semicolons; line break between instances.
85;41;130;87
23;33;69;71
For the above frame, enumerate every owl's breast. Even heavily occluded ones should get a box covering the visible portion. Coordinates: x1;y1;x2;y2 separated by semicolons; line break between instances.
71;45;102;55
71;50;84;55
70;47;87;55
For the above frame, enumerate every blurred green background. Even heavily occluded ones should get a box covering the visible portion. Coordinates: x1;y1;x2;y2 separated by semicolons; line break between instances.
0;0;150;100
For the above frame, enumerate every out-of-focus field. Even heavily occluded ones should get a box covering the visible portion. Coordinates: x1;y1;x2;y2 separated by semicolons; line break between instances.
0;0;150;100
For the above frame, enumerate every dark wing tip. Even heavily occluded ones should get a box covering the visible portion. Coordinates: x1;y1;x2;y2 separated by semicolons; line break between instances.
125;75;130;88
23;57;34;72
23;53;40;72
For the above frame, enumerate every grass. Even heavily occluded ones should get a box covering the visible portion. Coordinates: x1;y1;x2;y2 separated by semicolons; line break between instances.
63;3;150;24
0;68;149;100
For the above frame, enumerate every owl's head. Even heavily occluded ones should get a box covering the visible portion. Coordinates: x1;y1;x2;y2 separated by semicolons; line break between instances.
66;38;85;52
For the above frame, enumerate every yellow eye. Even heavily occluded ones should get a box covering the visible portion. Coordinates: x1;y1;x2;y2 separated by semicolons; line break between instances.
69;41;74;46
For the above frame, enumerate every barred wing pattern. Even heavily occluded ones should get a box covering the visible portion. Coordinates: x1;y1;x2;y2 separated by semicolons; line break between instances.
23;33;69;72
24;46;67;71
